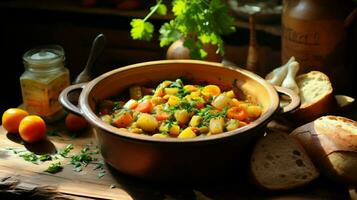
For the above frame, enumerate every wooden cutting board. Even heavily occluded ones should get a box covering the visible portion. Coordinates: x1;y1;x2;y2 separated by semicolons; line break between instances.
0;121;352;200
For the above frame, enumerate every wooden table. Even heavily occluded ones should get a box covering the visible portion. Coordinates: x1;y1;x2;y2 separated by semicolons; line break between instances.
0;119;354;200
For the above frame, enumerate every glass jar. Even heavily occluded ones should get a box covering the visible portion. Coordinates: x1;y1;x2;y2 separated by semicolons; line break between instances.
20;45;70;122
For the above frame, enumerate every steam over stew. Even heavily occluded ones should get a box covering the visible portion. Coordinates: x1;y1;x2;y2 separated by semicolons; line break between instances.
97;79;262;138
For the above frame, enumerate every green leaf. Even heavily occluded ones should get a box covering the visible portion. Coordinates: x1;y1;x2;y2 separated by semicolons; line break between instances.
45;162;63;174
156;4;167;15
183;38;203;59
159;22;182;47
130;19;154;41
172;0;187;16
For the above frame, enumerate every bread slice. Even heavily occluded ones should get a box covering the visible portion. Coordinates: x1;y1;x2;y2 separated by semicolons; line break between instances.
290;116;357;183
290;71;335;124
250;131;319;190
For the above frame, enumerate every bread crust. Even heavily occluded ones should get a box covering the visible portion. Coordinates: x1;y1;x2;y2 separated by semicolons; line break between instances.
288;71;336;125
290;116;357;183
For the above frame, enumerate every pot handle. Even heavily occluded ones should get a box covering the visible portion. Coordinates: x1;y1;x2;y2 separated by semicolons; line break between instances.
59;83;87;116
274;86;301;114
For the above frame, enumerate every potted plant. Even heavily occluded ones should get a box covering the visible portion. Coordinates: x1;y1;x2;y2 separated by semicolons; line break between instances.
130;0;236;61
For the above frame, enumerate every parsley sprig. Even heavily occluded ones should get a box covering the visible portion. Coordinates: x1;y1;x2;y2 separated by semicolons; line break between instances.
130;0;236;59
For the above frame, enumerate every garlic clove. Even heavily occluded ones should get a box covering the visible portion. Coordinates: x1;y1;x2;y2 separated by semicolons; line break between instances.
281;61;300;94
265;56;296;86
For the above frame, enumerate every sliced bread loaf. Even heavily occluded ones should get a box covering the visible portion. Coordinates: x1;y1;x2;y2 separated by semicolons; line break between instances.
250;131;319;190
290;71;335;124
290;116;357;183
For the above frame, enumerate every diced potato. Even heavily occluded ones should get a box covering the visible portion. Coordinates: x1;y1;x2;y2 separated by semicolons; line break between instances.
247;105;262;118
212;94;231;110
136;113;159;132
151;96;165;106
164;88;179;95
129;127;143;134
152;133;168;138
226;119;239;131
190;91;201;98
226;90;235;98
229;98;240;107
162;80;173;87
178;127;196;138
239;121;248;127
168;96;180;106
199;126;209;134
100;115;112;124
209;117;225;134
154;88;164;97
183;85;198;92
189;115;202;127
169;124;180;136
174;110;190;124
129;86;142;100
238;102;249;110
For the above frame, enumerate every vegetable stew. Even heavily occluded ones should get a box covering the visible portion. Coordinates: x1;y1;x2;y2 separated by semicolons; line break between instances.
97;79;262;138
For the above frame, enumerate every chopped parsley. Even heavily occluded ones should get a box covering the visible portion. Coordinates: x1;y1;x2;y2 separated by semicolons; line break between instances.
19;153;39;164
58;144;74;158
38;154;52;161
45;162;63;174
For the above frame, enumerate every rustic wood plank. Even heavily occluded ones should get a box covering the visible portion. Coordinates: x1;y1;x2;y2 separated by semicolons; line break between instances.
0;125;133;199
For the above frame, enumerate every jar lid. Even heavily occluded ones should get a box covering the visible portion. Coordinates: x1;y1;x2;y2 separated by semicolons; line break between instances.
23;45;65;68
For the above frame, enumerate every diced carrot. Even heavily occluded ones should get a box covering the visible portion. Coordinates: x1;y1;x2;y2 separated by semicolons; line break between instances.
227;107;248;121
112;112;133;128
136;100;153;113
196;102;204;109
202;85;221;97
155;111;171;121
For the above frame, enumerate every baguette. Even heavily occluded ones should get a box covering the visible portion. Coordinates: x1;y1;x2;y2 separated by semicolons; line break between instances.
250;131;319;190
290;116;357;183
290;71;335;124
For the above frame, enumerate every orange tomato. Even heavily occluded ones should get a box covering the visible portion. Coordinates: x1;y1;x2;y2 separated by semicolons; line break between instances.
2;108;29;133
65;113;88;132
19;115;46;143
227;107;248;121
135;100;153;113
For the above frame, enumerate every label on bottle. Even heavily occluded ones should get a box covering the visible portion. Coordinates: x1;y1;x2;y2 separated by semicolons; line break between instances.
282;16;347;74
282;15;351;91
21;73;69;117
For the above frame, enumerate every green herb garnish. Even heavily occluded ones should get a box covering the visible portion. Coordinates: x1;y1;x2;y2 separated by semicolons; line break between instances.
45;162;63;174
39;154;52;161
58;144;74;158
19;152;39;164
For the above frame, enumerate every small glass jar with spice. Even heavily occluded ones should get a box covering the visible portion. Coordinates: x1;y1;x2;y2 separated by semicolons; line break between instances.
20;45;70;122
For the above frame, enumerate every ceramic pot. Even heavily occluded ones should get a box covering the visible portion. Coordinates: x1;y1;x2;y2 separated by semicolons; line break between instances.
59;60;299;182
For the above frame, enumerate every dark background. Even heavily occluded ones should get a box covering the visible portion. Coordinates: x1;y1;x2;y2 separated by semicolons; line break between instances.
0;0;354;116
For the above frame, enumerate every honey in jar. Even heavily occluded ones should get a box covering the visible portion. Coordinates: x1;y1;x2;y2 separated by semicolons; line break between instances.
20;45;70;122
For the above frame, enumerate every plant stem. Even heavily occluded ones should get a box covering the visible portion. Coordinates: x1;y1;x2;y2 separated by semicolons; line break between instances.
143;0;163;21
